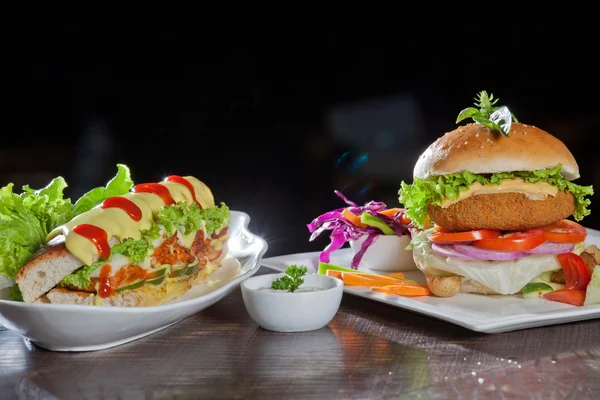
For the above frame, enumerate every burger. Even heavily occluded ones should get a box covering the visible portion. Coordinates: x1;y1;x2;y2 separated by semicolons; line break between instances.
398;91;594;298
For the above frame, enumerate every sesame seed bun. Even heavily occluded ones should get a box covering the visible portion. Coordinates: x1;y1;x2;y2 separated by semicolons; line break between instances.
413;123;579;180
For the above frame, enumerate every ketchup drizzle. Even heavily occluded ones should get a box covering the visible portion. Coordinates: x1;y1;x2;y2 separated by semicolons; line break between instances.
132;183;175;205
72;224;111;261
101;196;143;221
98;264;114;298
165;175;202;208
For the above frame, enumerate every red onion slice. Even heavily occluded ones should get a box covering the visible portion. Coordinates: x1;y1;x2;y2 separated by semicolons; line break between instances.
452;243;529;260
525;241;575;254
431;243;478;260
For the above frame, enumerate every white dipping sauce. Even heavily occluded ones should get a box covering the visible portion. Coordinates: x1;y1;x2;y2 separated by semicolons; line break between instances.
257;286;325;293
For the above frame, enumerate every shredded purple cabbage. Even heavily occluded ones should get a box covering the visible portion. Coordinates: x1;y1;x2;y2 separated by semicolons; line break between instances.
307;190;413;269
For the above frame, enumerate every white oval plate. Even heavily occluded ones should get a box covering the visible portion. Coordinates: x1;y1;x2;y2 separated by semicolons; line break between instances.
0;210;268;352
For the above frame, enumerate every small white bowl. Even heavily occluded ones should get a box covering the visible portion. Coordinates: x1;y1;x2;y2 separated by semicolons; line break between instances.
349;234;416;272
240;273;343;332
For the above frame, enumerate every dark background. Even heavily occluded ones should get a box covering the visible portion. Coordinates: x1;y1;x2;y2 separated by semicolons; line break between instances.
2;17;599;257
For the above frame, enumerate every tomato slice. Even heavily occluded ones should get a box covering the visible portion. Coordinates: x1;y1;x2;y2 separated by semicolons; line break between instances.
543;289;586;306
428;229;501;243
433;224;452;233
473;228;545;251
556;252;591;290
542;219;587;243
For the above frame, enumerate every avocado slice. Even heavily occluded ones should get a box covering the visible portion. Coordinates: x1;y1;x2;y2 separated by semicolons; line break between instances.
360;213;394;235
115;279;146;292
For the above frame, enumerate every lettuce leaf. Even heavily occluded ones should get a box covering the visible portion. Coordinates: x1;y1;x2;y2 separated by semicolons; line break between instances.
398;164;594;228
0;164;134;284
60;259;105;289
110;238;153;265
157;201;230;237
72;164;134;215
199;202;231;236
20;176;74;235
157;201;202;237
0;181;67;279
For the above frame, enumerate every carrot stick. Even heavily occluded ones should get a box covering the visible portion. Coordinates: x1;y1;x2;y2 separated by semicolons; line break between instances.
371;284;432;296
325;270;344;279
341;272;413;287
377;208;405;217
341;208;368;228
377;208;411;224
383;272;405;279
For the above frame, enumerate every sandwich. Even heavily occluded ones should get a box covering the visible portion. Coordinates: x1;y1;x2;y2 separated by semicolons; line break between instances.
0;164;231;306
398;91;594;297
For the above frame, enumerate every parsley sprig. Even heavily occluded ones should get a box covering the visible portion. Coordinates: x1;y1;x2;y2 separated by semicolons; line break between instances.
456;91;518;137
271;264;308;292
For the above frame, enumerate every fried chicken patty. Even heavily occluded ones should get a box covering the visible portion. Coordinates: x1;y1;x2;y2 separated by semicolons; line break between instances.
427;191;575;231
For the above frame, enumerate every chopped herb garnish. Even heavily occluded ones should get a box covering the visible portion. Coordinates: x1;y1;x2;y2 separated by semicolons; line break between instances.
456;90;518;137
271;264;308;292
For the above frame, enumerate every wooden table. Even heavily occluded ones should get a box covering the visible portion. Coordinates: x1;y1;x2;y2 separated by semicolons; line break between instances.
1;266;599;400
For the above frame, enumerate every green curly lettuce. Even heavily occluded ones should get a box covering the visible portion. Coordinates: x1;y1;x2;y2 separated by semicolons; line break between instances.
0;164;133;283
398;163;594;229
157;201;230;237
60;259;106;289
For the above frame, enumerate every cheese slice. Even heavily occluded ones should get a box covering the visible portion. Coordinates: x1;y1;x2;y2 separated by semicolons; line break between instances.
440;178;559;208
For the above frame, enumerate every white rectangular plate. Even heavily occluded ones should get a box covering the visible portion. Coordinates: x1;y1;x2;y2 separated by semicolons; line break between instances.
261;227;600;333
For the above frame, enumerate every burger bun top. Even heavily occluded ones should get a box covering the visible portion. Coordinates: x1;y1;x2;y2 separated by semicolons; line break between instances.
413;123;579;180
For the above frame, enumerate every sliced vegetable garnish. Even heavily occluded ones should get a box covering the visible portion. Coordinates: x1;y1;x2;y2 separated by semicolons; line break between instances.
543;289;586;306
307;190;412;268
383;272;405;279
318;261;359;275
524;242;575;254
452;243;528;261
431;243;478;260
341;208;367;228
371;284;432;296
542;219;587;243
377;208;411;224
557;252;591;290
360;213;395;235
428;229;500;243
326;268;410;283
522;282;554;299
341;272;408;287
325;270;344;279
473;228;545;252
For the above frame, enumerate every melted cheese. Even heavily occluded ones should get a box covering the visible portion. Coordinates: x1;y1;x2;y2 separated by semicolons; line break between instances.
440;178;559;208
47;176;215;266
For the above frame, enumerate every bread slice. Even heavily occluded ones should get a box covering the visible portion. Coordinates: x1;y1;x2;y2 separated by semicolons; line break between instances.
16;235;84;303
